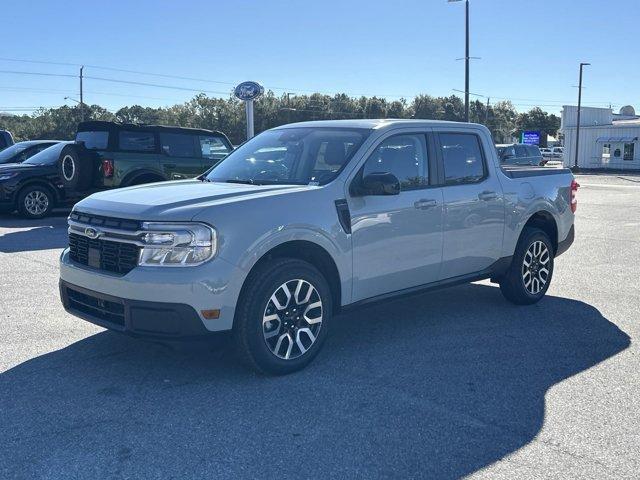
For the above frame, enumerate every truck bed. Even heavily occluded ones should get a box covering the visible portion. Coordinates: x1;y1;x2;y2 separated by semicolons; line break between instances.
501;165;572;179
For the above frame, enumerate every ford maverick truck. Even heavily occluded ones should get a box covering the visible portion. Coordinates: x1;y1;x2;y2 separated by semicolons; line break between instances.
59;119;577;375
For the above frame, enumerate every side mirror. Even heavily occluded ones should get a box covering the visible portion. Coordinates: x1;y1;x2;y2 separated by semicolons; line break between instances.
359;172;400;196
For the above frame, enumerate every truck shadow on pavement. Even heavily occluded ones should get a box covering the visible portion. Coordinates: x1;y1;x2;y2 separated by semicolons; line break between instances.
0;212;69;252
0;283;630;479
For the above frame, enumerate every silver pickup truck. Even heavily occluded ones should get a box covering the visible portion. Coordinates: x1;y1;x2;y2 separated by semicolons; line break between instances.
59;120;577;374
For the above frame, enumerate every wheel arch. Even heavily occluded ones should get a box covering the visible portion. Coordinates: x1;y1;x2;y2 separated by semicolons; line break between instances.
120;169;166;187
237;240;343;315
16;179;60;205
522;210;559;253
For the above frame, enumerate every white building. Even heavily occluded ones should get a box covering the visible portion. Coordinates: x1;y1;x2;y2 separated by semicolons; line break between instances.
561;105;639;170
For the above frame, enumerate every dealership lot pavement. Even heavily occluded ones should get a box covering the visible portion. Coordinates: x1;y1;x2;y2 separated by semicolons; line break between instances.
1;173;639;479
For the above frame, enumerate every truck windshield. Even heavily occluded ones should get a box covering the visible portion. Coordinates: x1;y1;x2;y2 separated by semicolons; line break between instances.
205;127;370;185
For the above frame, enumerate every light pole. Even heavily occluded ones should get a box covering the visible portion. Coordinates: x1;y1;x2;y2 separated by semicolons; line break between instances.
574;62;590;170
449;0;470;122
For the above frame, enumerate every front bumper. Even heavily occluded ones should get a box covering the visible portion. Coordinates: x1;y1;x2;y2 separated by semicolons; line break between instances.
59;248;246;334
60;280;214;339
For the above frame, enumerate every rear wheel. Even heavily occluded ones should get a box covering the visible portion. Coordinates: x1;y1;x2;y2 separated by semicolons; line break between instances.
499;227;554;305
17;185;54;219
233;258;332;375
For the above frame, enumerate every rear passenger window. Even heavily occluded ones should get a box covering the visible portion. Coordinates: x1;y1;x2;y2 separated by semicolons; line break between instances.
119;131;156;152
363;134;429;190
439;133;485;185
515;145;528;158
200;136;230;161
160;133;196;158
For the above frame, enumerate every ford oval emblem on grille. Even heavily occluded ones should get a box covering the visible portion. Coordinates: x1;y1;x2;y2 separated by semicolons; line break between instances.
84;227;101;239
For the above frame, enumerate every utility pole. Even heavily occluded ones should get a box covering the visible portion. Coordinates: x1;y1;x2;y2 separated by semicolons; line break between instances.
574;62;590;170
449;0;474;122
484;97;490;124
464;0;469;122
79;66;84;121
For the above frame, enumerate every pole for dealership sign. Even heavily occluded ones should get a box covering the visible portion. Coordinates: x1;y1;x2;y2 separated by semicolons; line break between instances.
234;81;264;140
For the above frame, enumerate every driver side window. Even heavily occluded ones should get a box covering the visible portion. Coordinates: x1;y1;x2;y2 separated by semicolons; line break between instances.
362;134;428;190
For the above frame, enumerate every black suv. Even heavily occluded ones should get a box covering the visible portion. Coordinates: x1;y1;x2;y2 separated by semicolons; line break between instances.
0;122;233;219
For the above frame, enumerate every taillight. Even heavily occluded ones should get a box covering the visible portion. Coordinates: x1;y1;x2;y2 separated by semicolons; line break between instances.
102;158;114;178
570;179;580;213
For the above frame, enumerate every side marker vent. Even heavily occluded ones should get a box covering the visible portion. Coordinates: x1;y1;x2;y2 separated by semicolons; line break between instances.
334;199;352;234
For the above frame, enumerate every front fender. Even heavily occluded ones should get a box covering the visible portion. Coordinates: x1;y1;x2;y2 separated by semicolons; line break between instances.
230;225;352;306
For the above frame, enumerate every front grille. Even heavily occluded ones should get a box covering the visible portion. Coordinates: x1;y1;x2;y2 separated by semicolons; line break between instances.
66;287;125;327
69;233;139;275
69;211;141;231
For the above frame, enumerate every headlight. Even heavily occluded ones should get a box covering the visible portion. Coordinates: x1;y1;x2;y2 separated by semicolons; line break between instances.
0;172;18;181
139;222;216;267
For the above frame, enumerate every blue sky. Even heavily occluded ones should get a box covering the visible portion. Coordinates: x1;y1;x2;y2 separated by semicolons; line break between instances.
1;0;638;115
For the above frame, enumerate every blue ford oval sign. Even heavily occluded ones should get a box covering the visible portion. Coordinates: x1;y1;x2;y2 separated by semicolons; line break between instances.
234;81;264;101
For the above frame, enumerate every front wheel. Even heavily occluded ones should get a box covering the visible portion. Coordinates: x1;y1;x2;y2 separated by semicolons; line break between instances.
17;185;54;219
499;227;554;305
233;258;332;375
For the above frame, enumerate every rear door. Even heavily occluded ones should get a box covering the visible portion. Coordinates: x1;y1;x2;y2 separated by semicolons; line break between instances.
436;130;505;279
159;132;202;179
199;135;232;171
349;131;444;301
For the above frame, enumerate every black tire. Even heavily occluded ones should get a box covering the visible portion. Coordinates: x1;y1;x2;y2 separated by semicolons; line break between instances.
233;258;332;375
500;227;554;305
17;184;54;219
58;144;94;191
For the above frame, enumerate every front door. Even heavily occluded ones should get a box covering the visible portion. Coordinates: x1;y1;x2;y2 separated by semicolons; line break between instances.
349;132;444;301
436;131;504;279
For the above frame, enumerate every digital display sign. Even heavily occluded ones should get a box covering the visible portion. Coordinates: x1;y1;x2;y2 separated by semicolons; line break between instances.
521;131;541;145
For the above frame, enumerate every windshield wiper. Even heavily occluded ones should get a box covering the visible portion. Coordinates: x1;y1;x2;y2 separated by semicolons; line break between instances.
225;179;256;185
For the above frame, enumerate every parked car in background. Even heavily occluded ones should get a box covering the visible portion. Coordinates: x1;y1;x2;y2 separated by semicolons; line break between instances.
0;142;73;218
496;143;544;166
60;119;577;375
0;122;234;219
550;146;564;159
0;140;62;165
539;147;552;157
59;121;233;193
0;130;14;150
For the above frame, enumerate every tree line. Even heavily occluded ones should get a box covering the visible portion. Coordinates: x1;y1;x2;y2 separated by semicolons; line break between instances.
0;91;560;146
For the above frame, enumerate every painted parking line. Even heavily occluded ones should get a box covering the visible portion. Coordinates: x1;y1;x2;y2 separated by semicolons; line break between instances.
579;183;640;189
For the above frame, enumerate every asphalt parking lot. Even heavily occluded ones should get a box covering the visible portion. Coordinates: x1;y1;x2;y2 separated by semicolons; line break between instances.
1;173;639;479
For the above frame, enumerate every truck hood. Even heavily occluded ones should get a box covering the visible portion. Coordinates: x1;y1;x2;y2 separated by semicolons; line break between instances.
74;179;316;221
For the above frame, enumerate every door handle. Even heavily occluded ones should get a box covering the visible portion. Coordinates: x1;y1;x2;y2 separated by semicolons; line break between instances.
164;163;176;168
414;199;438;210
478;191;497;201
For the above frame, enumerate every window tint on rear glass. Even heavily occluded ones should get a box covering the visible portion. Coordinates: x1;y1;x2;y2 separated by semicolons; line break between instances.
200;136;230;161
439;133;485;185
527;146;540;156
515;145;528;157
363;134;429;190
76;131;109;150
119;131;156;152
160;133;196;158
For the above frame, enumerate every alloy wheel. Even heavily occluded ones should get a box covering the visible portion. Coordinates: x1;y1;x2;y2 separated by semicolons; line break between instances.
24;190;49;216
262;279;323;360
521;240;550;295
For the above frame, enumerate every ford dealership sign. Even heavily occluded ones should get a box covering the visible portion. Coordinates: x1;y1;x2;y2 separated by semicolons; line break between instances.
234;81;264;102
